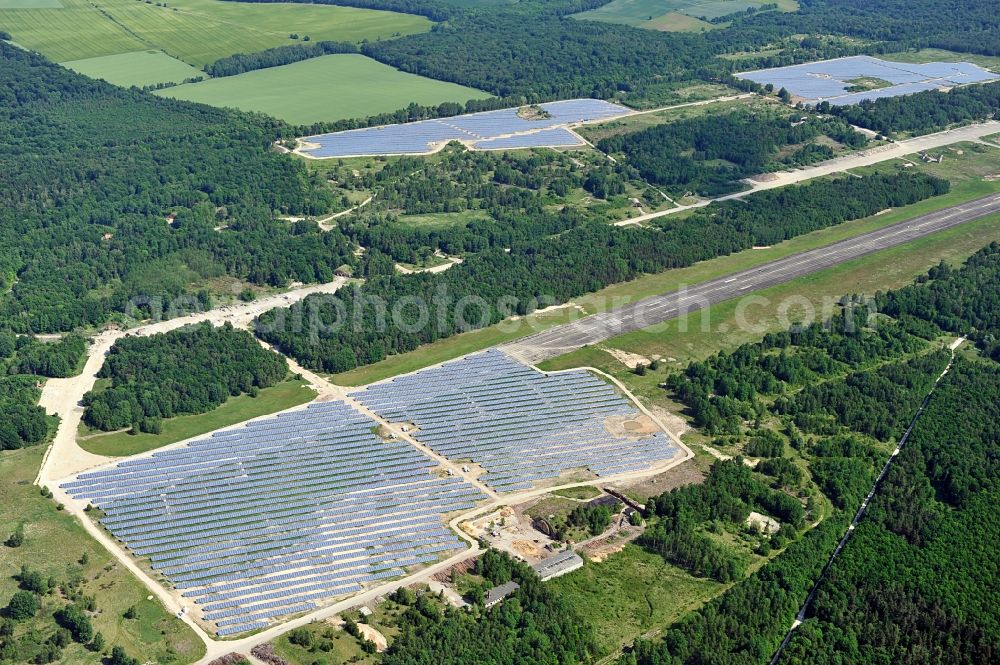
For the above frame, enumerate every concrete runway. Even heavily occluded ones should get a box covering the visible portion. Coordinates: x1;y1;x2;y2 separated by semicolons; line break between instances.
501;193;1000;364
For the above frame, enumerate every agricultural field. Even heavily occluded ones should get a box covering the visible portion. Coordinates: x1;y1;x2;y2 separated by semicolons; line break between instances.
61;49;203;87
0;0;432;66
158;54;488;124
573;0;797;32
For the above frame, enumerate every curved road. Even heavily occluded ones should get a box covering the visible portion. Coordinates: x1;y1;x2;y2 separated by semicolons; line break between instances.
501;193;1000;364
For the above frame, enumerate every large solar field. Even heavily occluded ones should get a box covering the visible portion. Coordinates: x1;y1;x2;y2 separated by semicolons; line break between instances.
61;350;676;636
63;401;485;636
349;350;678;492
736;56;1000;105
297;99;631;158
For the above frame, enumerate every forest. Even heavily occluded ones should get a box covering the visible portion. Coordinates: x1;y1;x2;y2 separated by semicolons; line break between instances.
597;110;866;197
257;172;947;373
0;376;50;451
81;323;288;433
877;242;1000;360
380;549;598;665
822;81;1000;137
0;42;356;333
776;358;1000;665
0;334;87;379
641;460;803;582
620;244;1000;665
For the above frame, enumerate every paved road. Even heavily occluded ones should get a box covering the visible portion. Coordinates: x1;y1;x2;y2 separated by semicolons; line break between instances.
501;193;1000;364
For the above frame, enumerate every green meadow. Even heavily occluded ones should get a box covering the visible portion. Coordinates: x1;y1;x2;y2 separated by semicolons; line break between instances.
157;53;488;124
62;49;203;87
0;0;432;65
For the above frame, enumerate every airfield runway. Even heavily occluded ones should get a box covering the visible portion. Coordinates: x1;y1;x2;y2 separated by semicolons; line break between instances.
501;193;1000;364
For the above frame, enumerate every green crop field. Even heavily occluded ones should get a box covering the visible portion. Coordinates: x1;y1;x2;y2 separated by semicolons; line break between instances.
157;53;489;124
0;0;432;66
0;0;62;7
62;49;204;87
573;0;797;32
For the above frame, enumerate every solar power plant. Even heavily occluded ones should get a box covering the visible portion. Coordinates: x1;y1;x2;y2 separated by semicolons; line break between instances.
61;401;485;636
299;98;630;157
473;127;584;150
349;350;678;493
736;56;1000;105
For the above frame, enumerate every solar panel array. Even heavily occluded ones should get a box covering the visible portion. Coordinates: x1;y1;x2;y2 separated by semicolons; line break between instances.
737;56;1000;105
62;401;485;636
299;99;629;157
473;127;584;150
349;350;677;492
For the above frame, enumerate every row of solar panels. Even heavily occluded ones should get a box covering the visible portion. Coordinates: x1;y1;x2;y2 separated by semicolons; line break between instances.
63;398;488;634
299;99;629;157
350;350;677;493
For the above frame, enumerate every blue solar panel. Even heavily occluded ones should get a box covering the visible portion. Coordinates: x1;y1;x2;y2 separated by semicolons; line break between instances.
299;99;630;157
736;56;1000;105
61;399;486;637
349;349;678;493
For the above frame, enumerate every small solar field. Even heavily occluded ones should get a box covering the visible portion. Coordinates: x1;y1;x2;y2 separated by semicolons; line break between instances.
63;401;485;636
297;99;632;158
349;350;678;492
737;55;1000;105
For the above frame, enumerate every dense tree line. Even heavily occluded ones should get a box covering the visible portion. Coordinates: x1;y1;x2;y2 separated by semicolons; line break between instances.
641;459;803;581
82;323;288;432
204;40;359;77
0;43;356;333
598;111;866;196
381;549;598;665
257;172;945;373
822;81;1000;137
1;335;87;379
776;358;1000;665
877;242;1000;360
362;3;741;100
0;376;49;451
738;0;1000;58
776;350;951;440
665;304;939;434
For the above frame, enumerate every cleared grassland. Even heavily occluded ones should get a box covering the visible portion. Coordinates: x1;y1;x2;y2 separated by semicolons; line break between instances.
0;0;432;65
0;0;62;7
158;54;488;124
62;49;204;87
549;545;722;656
0;446;205;663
